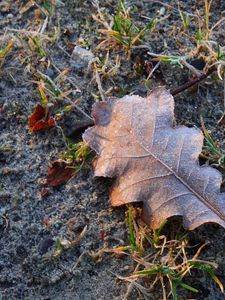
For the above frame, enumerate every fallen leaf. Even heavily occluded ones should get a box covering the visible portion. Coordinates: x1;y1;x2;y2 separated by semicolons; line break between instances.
28;103;56;131
46;160;75;187
83;88;225;230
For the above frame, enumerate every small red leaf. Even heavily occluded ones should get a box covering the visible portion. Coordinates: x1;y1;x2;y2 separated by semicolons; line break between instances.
47;116;56;128
46;160;75;187
29;104;46;128
32;119;49;131
28;104;56;131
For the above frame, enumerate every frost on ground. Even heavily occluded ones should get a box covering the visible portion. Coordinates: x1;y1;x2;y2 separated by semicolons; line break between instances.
0;1;225;300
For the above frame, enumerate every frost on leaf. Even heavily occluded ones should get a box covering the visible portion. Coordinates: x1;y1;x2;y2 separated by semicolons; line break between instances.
83;88;225;230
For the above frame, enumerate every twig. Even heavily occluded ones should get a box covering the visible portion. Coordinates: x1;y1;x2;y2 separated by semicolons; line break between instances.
123;264;141;300
147;61;161;80
39;17;49;34
6;28;52;40
95;69;105;101
72;250;87;271
67;68;216;134
181;59;203;78
210;17;225;33
112;272;152;299
56;43;71;58
70;225;88;247
50;61;82;92
170;67;215;96
160;275;167;300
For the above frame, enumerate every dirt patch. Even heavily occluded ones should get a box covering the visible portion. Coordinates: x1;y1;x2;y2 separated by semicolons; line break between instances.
0;1;225;299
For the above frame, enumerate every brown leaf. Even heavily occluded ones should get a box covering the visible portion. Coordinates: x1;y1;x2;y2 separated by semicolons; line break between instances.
83;88;225;230
28;104;56;132
46;160;75;187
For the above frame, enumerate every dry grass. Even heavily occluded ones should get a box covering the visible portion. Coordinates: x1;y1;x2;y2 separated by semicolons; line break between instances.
90;206;223;300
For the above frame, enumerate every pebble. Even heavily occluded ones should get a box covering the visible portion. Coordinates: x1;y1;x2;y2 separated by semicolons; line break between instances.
6;13;13;19
0;207;7;214
46;68;55;78
70;46;94;73
0;2;11;13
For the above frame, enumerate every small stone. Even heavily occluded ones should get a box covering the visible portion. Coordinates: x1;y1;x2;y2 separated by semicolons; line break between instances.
0;207;7;214
70;46;94;73
0;2;11;13
6;13;13;19
53;221;62;229
46;68;55;78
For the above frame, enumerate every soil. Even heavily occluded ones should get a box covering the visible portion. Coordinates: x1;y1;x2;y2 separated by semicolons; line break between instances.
0;1;225;299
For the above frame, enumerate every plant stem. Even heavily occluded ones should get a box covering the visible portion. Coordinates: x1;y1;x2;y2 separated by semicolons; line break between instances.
170;67;215;96
68;68;216;134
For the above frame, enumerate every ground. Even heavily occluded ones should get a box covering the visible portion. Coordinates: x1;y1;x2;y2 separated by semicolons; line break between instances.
0;1;225;299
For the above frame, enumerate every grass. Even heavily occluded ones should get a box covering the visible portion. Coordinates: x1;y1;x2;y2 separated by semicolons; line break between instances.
178;6;190;31
91;0;225;105
41;0;56;16
60;140;92;166
92;0;156;55
19;0;56;16
1;0;225;299
91;206;223;300
148;0;224;85
200;117;225;168
0;40;14;61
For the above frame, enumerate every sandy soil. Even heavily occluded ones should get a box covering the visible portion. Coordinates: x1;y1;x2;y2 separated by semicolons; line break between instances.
0;1;225;299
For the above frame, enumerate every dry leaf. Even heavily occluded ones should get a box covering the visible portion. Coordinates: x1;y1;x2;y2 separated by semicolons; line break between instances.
83;88;225;230
46;160;75;187
28;104;56;132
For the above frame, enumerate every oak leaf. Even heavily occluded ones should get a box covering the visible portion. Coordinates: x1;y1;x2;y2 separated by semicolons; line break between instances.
83;88;225;230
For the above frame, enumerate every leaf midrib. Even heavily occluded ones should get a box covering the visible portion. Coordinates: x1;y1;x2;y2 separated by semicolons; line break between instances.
138;141;225;222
